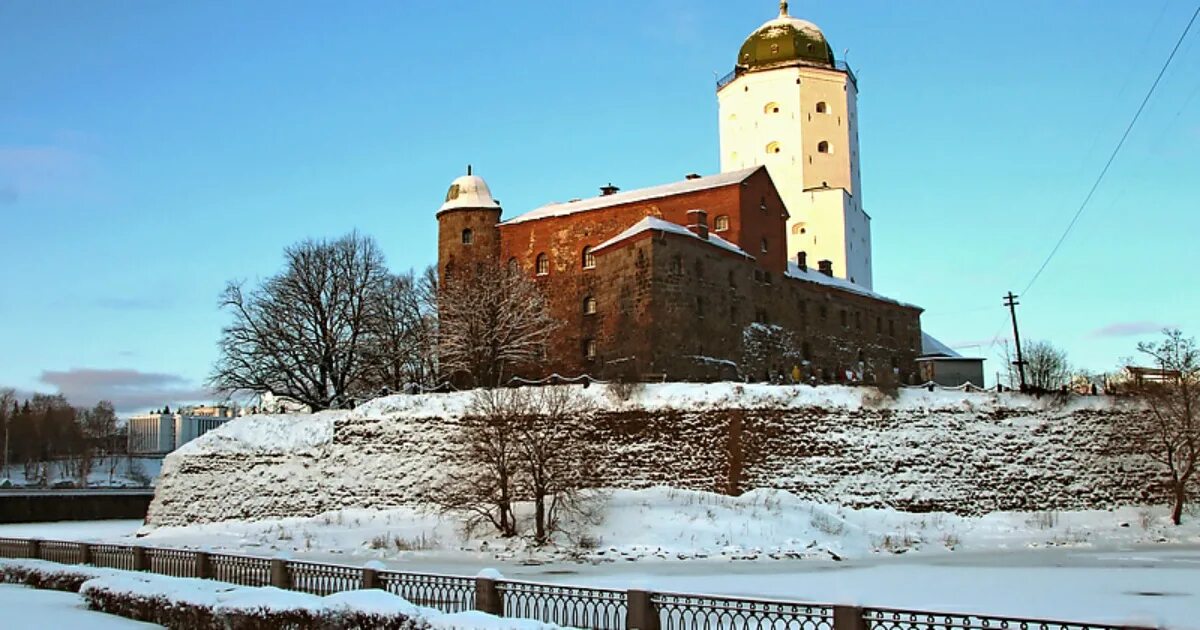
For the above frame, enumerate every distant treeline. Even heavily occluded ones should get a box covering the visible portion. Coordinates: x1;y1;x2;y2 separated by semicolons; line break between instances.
0;390;128;487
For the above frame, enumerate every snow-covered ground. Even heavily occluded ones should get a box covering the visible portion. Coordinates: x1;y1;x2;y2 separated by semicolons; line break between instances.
0;583;159;629
4;487;1200;626
132;488;1200;563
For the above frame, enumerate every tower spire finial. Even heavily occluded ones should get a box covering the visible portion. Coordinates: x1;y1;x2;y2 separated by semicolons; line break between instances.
779;0;789;17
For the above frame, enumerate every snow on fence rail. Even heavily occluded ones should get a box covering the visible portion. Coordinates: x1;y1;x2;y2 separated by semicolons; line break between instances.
0;537;1147;630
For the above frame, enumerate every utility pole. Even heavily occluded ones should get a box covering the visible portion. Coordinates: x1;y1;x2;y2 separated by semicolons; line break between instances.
1003;292;1027;392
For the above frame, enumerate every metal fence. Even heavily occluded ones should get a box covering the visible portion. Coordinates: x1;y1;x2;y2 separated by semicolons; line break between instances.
0;537;1148;630
378;570;476;612
498;581;627;629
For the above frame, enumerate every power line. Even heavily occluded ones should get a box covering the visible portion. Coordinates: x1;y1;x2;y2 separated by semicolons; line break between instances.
1021;3;1200;296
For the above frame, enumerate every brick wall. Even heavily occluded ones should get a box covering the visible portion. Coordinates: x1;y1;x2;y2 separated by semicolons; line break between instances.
437;168;920;383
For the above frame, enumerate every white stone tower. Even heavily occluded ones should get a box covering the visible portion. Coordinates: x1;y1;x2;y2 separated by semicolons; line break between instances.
718;1;872;288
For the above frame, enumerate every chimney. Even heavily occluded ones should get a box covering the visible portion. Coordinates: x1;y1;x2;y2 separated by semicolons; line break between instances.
818;259;833;277
600;183;620;196
797;251;808;271
686;209;709;240
685;173;701;180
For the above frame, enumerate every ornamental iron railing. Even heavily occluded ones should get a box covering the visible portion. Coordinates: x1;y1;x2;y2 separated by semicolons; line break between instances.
377;570;476;613
654;592;834;630
0;537;1145;630
715;60;857;91
498;580;627;629
864;607;1130;630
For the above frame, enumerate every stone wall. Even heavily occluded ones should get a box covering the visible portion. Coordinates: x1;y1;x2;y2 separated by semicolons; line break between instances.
146;386;1170;527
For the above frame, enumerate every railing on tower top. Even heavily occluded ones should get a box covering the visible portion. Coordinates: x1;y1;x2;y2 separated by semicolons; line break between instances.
715;60;857;91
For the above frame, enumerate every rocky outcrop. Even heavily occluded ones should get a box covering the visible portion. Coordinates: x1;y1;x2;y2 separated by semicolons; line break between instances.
147;385;1165;527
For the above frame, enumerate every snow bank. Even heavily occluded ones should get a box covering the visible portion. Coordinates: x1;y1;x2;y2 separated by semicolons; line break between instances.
73;566;561;629
135;487;1200;565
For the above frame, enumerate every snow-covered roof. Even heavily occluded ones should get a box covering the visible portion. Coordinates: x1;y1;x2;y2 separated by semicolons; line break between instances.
918;332;984;361
754;15;824;40
437;174;500;214
785;262;919;309
592;216;754;258
920;332;961;358
501;167;762;225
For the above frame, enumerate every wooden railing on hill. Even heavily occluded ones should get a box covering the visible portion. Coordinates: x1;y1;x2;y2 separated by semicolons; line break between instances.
0;536;1148;630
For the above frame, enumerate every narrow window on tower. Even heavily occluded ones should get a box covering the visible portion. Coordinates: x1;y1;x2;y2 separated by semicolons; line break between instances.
582;246;596;269
536;253;549;276
817;141;830;154
461;228;473;245
583;296;597;315
816;101;827;114
584;339;597;361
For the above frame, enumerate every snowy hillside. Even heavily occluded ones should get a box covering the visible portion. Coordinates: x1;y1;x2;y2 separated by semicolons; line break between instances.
147;384;1162;528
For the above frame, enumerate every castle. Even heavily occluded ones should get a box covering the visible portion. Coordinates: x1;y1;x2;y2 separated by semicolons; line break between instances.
436;3;923;384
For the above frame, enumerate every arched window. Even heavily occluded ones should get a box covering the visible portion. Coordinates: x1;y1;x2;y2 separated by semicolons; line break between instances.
760;238;768;253
583;296;597;315
714;215;730;232
764;101;781;114
766;141;782;155
582;246;596;269
535;253;549;276
461;228;473;244
817;141;830;154
672;255;683;275
815;101;827;114
583;339;597;360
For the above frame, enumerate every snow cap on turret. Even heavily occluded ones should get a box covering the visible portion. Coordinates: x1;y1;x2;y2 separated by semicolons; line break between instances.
438;165;501;214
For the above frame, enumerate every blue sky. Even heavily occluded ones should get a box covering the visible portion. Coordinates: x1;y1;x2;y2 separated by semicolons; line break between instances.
2;1;1198;411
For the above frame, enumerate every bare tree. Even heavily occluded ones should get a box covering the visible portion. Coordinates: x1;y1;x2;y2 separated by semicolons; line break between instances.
0;389;14;483
209;232;390;410
433;387;605;544
432;388;529;537
514;387;604;544
1119;329;1199;525
81;401;118;485
360;267;439;394
438;262;556;387
1005;339;1070;391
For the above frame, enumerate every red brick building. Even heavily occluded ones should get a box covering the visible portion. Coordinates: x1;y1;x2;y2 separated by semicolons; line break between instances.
437;167;923;384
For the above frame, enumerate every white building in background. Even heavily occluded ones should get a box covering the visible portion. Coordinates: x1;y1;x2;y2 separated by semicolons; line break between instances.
127;405;243;455
718;1;872;288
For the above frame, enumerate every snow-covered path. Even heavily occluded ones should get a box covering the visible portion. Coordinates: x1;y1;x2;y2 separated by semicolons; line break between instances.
0;584;161;629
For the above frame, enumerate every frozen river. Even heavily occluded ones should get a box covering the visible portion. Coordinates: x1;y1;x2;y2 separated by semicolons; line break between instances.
1;520;1196;628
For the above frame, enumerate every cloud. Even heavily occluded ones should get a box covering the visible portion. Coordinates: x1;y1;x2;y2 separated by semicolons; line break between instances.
38;368;212;414
1087;321;1170;339
0;144;90;201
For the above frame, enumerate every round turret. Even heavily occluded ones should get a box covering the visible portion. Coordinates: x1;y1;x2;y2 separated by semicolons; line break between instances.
737;1;834;71
436;168;502;288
